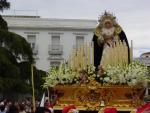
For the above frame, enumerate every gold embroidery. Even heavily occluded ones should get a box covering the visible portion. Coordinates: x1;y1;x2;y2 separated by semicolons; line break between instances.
94;26;102;37
115;26;122;34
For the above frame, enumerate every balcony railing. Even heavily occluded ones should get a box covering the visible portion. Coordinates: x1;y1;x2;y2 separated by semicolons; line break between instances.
48;45;63;55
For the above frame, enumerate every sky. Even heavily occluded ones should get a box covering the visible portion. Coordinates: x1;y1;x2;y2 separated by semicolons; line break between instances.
2;0;150;57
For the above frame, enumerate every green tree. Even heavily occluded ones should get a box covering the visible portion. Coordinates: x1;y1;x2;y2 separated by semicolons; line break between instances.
0;0;46;99
0;0;10;11
0;0;10;30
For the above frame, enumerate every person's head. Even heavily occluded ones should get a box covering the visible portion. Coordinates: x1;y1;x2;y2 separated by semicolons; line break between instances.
0;105;5;112
7;104;19;113
104;20;113;29
62;105;77;113
19;104;25;112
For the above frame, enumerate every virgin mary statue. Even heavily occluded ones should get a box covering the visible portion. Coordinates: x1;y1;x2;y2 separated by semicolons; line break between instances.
92;12;130;71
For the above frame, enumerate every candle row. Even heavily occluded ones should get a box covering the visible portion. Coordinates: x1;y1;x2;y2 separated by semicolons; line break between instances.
100;40;129;69
68;43;94;71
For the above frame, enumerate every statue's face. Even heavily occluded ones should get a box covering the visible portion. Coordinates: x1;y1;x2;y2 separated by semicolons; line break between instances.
104;21;113;29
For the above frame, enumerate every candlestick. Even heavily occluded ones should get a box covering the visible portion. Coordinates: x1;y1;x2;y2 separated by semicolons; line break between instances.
87;43;91;67
130;40;133;62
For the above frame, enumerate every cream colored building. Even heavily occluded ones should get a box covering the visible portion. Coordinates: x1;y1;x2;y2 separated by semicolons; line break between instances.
3;15;97;71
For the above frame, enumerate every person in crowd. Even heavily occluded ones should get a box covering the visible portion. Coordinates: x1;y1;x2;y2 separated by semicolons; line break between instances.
24;101;32;113
0;105;6;113
102;108;117;113
44;108;51;113
62;105;78;113
19;104;26;113
7;103;19;113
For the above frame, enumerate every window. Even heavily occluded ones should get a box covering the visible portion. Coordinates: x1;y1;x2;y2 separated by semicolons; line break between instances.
51;35;60;45
76;36;84;48
27;35;38;55
27;35;36;49
51;35;61;51
146;56;149;58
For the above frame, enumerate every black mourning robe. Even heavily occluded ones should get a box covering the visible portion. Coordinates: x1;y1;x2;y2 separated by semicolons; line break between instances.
92;30;130;71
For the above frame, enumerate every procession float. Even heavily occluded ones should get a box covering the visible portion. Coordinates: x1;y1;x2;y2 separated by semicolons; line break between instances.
43;12;149;113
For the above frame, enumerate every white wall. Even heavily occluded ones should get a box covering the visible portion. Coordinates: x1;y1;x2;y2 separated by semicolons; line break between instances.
9;28;94;71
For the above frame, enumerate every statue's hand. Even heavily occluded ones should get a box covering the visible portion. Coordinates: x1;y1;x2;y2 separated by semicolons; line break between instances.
97;35;104;45
102;34;114;43
102;34;107;38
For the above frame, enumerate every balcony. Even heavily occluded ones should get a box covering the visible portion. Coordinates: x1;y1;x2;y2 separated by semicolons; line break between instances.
48;45;63;55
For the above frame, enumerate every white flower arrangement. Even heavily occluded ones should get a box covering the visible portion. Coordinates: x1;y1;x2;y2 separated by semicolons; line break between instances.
43;61;148;88
87;64;96;75
43;63;80;88
103;61;149;87
43;63;96;88
125;61;148;87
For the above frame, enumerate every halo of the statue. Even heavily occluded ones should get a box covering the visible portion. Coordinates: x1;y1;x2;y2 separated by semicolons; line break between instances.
98;11;118;27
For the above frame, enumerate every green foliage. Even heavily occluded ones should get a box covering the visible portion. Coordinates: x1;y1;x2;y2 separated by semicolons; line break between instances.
0;0;10;11
0;15;8;30
19;62;47;96
0;30;32;97
0;29;33;62
0;47;19;77
0;0;9;29
0;29;45;98
34;69;47;96
0;2;46;98
147;66;150;75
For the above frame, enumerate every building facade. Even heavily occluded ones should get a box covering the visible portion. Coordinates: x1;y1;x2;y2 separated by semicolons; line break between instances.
135;52;150;66
135;52;150;97
3;15;97;71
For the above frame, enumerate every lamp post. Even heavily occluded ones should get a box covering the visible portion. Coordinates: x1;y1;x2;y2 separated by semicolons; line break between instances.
31;64;36;112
